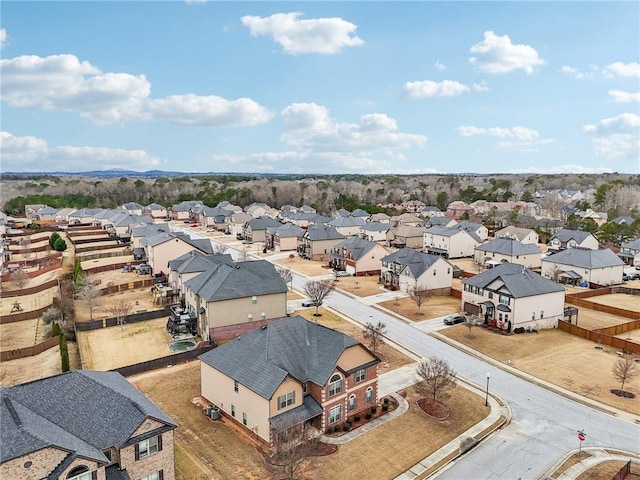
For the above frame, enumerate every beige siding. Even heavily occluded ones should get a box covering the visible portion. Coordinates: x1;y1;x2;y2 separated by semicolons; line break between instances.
337;345;377;371
268;377;304;417
150;239;197;275
206;292;287;328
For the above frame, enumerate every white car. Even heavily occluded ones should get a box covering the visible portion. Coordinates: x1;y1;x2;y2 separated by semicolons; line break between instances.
333;270;350;277
301;299;322;307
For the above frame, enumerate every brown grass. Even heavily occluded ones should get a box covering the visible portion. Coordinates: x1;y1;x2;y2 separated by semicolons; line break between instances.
568;305;639;330
379;295;461;321
579;293;640;313
0;341;80;387
439;326;640;415
274;255;331;277
549;451;591;478
0;286;58;315
333;275;386;297
75;286;158;321
0;317;50;350
576;460;629;479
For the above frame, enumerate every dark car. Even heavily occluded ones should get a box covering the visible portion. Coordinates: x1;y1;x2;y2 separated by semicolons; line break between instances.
443;314;465;325
301;299;322;307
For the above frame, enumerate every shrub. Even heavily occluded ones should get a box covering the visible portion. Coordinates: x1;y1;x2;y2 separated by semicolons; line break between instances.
326;426;333;434
383;398;389;405
371;406;377;414
51;323;61;337
365;412;372;420
59;333;69;372
342;422;351;432
354;413;361;422
53;237;67;251
49;232;61;249
382;404;389;412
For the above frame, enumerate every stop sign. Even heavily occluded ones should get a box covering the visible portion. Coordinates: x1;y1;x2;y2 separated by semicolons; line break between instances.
578;432;586;441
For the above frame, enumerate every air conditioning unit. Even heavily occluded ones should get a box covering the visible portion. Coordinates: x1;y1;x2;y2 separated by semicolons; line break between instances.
206;405;214;417
210;407;221;420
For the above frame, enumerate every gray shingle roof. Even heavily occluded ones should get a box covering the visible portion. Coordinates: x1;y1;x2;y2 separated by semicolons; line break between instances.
424;216;454;227
381;247;444;278
476;238;541;255
199;316;364;399
168;250;232;274
1;371;175;464
551;229;595;244
328;217;366;228
247;217;282;230
621;238;640;250
144;232;213;254
543;247;625;269
269;395;323;431
131;223;170;238
463;262;565;298
304;225;345;241
269;223;305;238
333;236;378;260
185;260;287;302
360;221;390;232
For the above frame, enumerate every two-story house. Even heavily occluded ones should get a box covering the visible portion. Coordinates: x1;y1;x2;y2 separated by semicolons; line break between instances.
1;370;177;480
265;223;305;252
548;229;599;253
141;232;214;276
358;222;390;242
328;216;367;237
199;316;380;448
168;250;233;295
386;225;427;250
618;238;640;267
225;212;253;237
461;262;565;330
329;237;389;276
423;226;481;259
380;247;453;293
242;217;283;244
144;203;168;220
298;225;346;261
184;259;288;342
495;226;539;245
200;206;233;230
475;237;542;269
541;247;625;286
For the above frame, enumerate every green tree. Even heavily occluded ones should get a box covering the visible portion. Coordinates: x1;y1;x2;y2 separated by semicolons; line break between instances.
59;333;70;372
581;218;599;233
49;232;61;249
436;191;449;211
520;190;534;202
53;237;67;251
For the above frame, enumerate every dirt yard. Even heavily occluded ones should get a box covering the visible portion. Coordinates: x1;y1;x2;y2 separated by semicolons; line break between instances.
0;285;58;316
75;287;157;322
130;359;488;480
0;341;80;387
293;308;413;373
80;254;136;272
274;255;331;277
439;326;640;415
580;293;640;312
0;317;50;350
77;317;174;370
566;305;639;330
333;275;387;297
379;295;462;321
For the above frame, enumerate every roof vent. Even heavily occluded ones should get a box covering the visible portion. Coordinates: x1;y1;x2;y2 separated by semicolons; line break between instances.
261;325;267;330
236;265;240;269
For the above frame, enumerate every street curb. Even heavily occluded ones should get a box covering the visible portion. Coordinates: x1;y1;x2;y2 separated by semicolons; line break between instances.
540;447;640;479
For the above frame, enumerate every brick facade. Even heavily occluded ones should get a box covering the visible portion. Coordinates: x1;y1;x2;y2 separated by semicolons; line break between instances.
120;430;175;480
0;447;68;480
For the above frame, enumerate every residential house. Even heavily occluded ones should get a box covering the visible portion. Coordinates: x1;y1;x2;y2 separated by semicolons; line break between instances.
611;216;635;226
225;212;253;237
358;222;390;242
445;201;473;220
280;212;318;228
328;216;366;237
299;205;316;214
548;229;599;252
329;237;389;276
424;216;458;228
24;204;46;220
461;262;565;330
423;226;481;259
200;206;233;230
142;232;214;276
198;316;380;447
334;208;351;218
168;250;232;296
298;225;346;261
386;225;426;250
618;238;640;266
184;259;287;342
574;208;608;227
421;206;445;218
0;370;177;480
35;206;59;222
245;202;277;219
541;247;625;286
169;201;202;221
130;223;170;250
54;208;78;223
495;226;539;244
475;237;542;269
390;213;423;228
144;203;168;219
121;202;144;216
217;201;242;213
243;217;283;244
368;213;391;224
380;248;453;294
265;223;305;252
400;200;426;213
68;208;102;225
457;221;489;242
106;213;153;240
351;209;370;219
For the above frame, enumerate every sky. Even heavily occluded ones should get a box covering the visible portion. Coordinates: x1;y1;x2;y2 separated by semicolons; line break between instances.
1;1;639;175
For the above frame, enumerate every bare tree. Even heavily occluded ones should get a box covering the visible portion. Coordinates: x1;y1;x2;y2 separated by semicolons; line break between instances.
277;267;293;291
107;301;133;330
462;311;477;339
303;279;335;316
271;425;317;480
414;356;457;403
363;320;387;354
212;242;229;255
612;356;639;394
77;274;101;321
10;268;29;289
408;284;431;315
240;246;249;262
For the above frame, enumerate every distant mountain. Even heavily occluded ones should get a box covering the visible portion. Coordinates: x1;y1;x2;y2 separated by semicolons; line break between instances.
1;169;289;178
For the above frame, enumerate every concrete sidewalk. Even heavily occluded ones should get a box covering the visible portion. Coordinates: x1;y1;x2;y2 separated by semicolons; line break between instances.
543;447;640;479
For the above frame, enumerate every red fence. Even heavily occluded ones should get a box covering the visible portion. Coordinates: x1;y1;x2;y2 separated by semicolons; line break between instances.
557;320;640;354
0;336;59;362
1;256;62;282
0;305;54;324
1;278;59;298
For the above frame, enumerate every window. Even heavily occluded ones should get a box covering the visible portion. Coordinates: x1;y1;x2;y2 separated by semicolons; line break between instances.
231;404;235;417
261;312;266;320
328;405;341;424
141;472;164;480
67;466;91;480
531;312;535;320
242;412;247;426
499;295;510;305
488;292;493;299
498;313;503;321
247;314;253;321
540;311;544;319
234;380;239;393
328;374;342;396
365;387;373;404
355;368;367;383
302;383;307;393
348;395;357;412
277;391;296;410
136;435;161;460
252;296;257;304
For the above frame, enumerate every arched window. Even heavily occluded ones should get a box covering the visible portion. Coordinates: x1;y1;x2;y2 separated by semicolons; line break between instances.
67;466;91;480
365;387;373;404
348;394;357;412
328;374;342;396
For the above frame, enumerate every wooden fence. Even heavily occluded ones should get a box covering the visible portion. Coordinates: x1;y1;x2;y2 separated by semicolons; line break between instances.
1;278;58;298
564;296;640;320
1;256;62;282
72;236;113;245
593;320;640;336
75;243;124;254
79;250;131;262
8;243;51;254
112;344;216;377
0;304;54;324
83;260;143;275
557;321;640;354
0;336;59;362
75;306;171;331
97;278;156;296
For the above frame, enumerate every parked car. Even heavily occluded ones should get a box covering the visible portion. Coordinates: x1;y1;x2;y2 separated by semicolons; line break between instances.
333;270;350;277
623;274;630;282
206;228;216;232
443;314;465;325
190;223;198;227
301;299;322;307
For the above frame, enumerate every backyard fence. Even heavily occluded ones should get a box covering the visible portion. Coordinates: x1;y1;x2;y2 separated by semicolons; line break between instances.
79;250;133;262
97;278;156;296
557;320;640;354
72;236;114;245
111;343;216;377
75;306;171;331
1;278;59;298
0;336;59;362
1;257;62;282
83;260;143;275
75;243;122;254
0;304;54;324
593;320;640;336
564;296;640;320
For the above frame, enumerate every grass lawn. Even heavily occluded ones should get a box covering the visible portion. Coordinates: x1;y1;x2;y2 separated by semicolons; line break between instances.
439;326;640;415
379;295;461;321
333;275;386;297
0;341;80;387
274;255;331;277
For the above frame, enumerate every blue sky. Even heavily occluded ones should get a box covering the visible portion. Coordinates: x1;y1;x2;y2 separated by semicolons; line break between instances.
1;1;639;174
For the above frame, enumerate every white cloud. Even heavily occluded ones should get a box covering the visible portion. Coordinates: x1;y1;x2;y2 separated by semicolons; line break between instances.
559;65;595;80
241;12;363;55
469;31;545;74
0;54;271;127
509;165;615;174
608;90;640;103
603;62;640;78
583;113;640;160
0;131;162;171
435;61;447;71
457;124;553;151
472;81;490;92
184;0;207;4
0;28;7;49
403;80;470;98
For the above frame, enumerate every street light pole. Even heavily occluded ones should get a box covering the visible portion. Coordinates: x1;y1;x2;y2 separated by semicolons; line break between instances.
485;372;491;406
